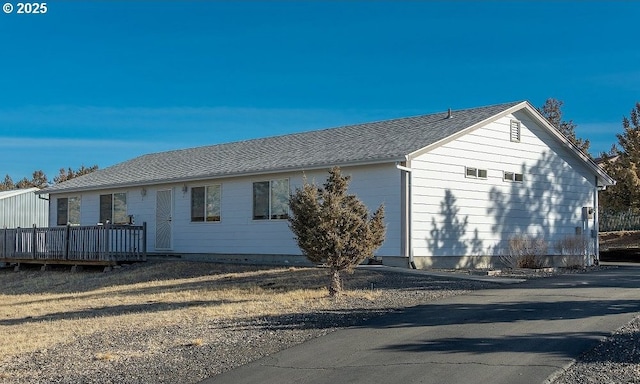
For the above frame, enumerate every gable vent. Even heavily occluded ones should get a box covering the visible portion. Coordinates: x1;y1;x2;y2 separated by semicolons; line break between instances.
510;120;521;142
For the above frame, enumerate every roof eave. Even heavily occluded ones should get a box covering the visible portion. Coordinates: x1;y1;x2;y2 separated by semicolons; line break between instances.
404;101;616;188
521;103;616;187
2;187;40;198
39;156;406;195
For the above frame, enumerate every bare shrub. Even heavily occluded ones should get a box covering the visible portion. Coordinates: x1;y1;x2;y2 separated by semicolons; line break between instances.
500;234;548;269
555;235;588;268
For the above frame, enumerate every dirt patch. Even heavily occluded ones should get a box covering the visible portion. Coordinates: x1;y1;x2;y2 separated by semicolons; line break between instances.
599;231;640;249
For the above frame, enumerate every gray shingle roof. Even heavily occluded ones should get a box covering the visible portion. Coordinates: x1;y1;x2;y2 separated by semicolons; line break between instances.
43;101;524;193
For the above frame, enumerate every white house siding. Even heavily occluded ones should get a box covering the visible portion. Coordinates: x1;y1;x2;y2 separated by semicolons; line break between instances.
410;111;596;268
49;163;402;259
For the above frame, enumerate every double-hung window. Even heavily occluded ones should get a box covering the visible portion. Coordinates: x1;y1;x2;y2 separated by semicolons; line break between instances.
253;179;289;220
100;193;128;224
191;185;221;222
56;196;80;225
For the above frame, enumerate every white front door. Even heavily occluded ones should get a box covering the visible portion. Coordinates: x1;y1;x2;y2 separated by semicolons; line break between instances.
156;189;172;250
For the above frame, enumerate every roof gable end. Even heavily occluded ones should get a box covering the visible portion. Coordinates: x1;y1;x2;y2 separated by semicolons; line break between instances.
48;100;597;194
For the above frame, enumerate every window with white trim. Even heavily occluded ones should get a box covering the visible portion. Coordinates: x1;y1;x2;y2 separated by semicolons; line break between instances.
465;167;487;179
191;185;221;222
504;171;524;182
510;120;521;142
99;193;127;224
56;196;80;225
253;179;289;220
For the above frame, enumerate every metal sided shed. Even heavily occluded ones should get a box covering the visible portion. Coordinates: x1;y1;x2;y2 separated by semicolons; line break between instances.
0;188;49;228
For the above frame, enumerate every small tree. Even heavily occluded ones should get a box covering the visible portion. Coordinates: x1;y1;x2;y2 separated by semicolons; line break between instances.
538;98;591;154
54;164;99;184
0;174;15;191
15;170;49;189
600;102;640;211
289;167;386;296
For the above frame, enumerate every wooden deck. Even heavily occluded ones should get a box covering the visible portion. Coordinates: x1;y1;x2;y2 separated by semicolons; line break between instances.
0;223;147;266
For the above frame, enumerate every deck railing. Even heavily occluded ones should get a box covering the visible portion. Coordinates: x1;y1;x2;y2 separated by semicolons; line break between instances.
0;223;147;263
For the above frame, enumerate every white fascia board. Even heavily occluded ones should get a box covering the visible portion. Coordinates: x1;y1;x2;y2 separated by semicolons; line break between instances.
40;157;405;195
521;102;616;187
406;101;530;159
405;100;615;188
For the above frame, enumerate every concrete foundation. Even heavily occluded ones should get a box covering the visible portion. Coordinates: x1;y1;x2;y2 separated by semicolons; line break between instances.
386;254;595;270
147;253;316;267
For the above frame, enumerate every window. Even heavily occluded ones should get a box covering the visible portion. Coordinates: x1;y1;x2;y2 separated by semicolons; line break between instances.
191;185;221;222
99;193;127;224
56;197;80;225
504;171;524;182
465;167;487;179
510;120;521;142
253;179;289;220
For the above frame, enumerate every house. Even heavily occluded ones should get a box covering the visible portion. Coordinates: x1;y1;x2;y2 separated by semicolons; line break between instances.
0;188;49;228
38;101;615;268
594;154;620;167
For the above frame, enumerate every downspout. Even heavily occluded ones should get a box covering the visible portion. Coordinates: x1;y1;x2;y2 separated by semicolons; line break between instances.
38;193;51;227
594;178;602;265
396;162;414;268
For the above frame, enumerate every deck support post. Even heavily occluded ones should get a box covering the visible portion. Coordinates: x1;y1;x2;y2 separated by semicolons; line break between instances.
103;223;110;262
64;224;71;260
142;222;147;261
32;224;37;259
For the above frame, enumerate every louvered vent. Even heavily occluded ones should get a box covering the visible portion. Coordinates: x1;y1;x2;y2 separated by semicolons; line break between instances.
510;120;521;142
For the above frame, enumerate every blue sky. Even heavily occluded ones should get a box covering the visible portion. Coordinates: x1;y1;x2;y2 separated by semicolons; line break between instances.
1;1;638;182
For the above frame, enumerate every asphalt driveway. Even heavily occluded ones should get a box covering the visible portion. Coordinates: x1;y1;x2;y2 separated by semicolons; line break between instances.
200;265;640;384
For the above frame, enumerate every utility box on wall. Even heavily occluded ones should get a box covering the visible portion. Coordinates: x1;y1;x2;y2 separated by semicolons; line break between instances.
582;207;594;220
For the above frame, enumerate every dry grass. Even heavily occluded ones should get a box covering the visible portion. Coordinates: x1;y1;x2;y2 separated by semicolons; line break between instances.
0;261;381;360
94;352;116;361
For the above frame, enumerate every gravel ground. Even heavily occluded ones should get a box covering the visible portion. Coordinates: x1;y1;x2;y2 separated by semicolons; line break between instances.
0;267;638;384
549;315;640;384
